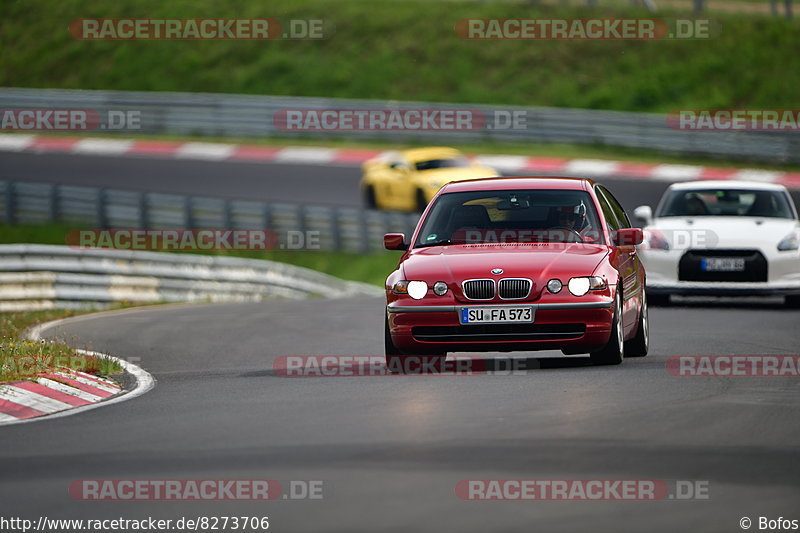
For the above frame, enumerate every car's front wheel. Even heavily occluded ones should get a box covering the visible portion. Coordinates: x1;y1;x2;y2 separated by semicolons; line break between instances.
364;186;378;209
590;291;624;366
415;189;428;212
624;290;649;357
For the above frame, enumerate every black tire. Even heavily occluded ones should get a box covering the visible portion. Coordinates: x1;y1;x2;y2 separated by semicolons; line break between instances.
648;292;670;306
624;290;649;357
415;189;428;212
364;186;377;210
591;291;624;366
785;295;800;308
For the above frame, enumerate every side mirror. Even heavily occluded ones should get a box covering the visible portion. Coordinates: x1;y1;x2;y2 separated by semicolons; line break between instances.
633;205;653;226
384;233;408;251
614;228;644;246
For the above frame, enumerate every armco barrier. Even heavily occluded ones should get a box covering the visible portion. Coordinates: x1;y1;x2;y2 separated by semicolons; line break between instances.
0;88;796;163
0;179;419;254
0;244;382;311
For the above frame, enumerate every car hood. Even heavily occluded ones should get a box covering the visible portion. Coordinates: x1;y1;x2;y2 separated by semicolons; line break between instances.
647;217;799;250
402;243;609;299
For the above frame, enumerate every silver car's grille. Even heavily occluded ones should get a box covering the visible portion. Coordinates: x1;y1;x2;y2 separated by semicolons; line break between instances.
462;279;495;300
499;278;532;299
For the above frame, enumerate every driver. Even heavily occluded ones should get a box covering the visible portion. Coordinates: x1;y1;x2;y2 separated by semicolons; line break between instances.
552;201;597;242
556;202;587;231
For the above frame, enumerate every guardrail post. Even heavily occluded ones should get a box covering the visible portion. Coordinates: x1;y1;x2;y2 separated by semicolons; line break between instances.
262;203;272;230
330;207;341;251
223;199;233;230
49;184;60;223
358;209;369;254
297;204;308;245
184;197;194;228
3;181;15;225
139;192;150;229
96;188;108;229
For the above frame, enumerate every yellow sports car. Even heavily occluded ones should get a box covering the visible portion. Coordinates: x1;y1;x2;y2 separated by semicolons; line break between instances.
360;147;498;212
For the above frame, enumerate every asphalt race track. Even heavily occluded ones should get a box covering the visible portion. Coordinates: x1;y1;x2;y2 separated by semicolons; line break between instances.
1;151;799;532
15;150;800;212
1;299;799;532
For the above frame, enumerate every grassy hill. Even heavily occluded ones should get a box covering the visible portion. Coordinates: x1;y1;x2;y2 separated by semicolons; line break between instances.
1;0;798;112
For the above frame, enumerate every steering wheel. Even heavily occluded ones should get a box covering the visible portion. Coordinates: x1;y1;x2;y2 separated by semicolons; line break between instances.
549;226;584;243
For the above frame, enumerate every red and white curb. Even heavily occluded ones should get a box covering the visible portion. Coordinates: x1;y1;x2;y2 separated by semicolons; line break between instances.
0;368;121;423
1;133;799;190
0;317;155;426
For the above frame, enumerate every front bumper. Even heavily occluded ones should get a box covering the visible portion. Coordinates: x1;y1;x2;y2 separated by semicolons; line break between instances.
641;248;800;296
387;300;614;354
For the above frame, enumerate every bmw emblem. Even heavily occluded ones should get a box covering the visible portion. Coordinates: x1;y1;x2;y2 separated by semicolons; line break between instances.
491;268;504;275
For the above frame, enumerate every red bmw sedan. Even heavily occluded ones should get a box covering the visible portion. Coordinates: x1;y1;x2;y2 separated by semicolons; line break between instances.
384;177;648;368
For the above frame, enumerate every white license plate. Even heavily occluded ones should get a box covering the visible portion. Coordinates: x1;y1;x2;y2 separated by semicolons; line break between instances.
701;257;746;272
459;306;534;325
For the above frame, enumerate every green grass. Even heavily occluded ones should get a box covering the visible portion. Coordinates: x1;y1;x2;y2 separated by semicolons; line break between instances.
0;309;123;383
2;0;798;112
0;224;400;287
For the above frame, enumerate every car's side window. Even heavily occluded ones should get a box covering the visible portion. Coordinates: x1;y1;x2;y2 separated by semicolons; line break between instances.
598;186;631;229
595;186;620;231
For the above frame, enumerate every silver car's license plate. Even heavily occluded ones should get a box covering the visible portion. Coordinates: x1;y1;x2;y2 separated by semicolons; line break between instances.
459;306;534;325
701;257;746;272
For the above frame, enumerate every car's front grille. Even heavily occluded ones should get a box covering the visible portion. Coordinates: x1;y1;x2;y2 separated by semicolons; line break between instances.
412;324;586;342
499;278;532;299
463;279;495;300
679;249;768;282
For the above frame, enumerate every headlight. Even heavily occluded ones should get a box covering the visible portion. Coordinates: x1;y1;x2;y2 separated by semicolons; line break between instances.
546;279;562;294
433;281;448;296
407;281;428;300
778;231;800;251
394;280;429;299
568;276;606;296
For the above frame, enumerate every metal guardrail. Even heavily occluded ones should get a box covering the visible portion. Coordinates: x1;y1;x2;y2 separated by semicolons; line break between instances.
0;179;419;254
0;88;796;163
0;244;382;311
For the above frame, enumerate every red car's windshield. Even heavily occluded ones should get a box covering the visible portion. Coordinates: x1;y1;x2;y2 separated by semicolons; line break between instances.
414;189;605;247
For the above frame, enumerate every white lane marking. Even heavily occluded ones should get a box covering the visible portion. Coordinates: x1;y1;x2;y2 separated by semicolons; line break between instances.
472;155;528;172
564;159;620;176
650;164;704;181
175;142;237;160
0;385;72;414
733;169;782;183
274;146;337;163
0;134;36;151
73;138;134;155
36;378;105;402
51;370;120;393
